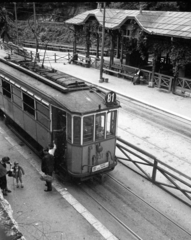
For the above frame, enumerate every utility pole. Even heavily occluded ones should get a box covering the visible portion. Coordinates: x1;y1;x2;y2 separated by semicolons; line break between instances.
13;2;19;45
33;2;38;53
99;2;106;83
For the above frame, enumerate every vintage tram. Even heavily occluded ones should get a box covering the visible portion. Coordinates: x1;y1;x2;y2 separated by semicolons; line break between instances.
0;57;120;180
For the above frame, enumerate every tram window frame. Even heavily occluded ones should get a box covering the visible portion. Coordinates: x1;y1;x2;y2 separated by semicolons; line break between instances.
12;86;22;108
95;113;106;140
2;80;11;99
73;116;81;144
36;101;50;129
23;92;35;117
106;110;117;138
83;115;94;143
36;101;49;117
67;113;71;142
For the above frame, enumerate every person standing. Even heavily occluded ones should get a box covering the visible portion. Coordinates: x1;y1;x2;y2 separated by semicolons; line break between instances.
12;162;25;188
41;148;54;192
0;157;12;196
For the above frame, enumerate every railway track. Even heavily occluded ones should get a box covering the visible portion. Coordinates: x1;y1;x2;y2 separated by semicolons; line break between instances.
119;96;191;139
79;181;143;240
78;174;191;240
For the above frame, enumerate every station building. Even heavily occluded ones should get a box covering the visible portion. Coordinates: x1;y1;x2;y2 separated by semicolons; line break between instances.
65;7;191;97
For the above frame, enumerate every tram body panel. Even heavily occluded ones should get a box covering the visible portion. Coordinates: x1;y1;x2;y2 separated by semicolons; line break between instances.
13;105;24;128
2;97;13;119
66;138;116;177
36;123;51;148
66;144;82;173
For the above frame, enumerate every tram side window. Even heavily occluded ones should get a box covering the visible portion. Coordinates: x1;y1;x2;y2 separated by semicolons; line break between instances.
12;86;22;108
23;93;35;116
83;116;94;143
2;80;11;99
95;113;105;140
106;111;116;137
67;113;71;142
73;116;81;144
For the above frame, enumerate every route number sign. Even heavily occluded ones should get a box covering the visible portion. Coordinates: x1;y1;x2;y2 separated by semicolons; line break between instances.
105;91;116;105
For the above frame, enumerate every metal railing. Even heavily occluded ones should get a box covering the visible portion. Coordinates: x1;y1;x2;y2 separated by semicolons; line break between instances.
116;137;191;206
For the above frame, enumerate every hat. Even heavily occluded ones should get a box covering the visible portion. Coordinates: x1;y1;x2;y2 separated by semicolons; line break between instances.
2;157;10;163
14;162;19;165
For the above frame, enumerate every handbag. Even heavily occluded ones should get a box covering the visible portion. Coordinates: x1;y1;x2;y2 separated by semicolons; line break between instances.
40;173;54;183
7;170;15;177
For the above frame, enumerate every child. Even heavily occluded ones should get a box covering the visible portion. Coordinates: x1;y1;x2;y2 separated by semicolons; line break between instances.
12;162;25;188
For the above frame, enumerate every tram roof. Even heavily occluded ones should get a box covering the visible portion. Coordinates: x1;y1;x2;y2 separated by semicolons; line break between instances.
65;9;191;39
0;59;119;114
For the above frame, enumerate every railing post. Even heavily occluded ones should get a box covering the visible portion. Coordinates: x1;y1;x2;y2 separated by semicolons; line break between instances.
54;53;56;63
68;49;70;61
152;158;157;182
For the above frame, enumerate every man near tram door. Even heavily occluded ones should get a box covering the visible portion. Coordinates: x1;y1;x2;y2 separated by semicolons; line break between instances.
48;140;59;173
41;148;54;192
48;140;57;157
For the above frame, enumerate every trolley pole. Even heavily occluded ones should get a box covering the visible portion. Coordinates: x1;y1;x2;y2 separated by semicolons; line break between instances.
13;2;19;45
99;2;106;83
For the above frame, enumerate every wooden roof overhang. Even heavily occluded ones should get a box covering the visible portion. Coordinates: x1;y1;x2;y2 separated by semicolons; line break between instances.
65;9;191;40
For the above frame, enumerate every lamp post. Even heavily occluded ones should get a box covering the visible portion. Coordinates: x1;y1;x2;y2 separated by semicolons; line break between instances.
99;2;106;83
13;2;19;45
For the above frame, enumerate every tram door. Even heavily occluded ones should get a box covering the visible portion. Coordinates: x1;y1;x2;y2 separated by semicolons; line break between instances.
51;106;66;169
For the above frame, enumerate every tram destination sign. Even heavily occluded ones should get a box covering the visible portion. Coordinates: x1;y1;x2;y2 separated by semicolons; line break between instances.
92;162;109;172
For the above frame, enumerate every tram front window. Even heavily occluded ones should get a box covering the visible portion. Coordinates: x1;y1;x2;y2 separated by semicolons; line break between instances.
73;116;81;144
106;111;116;137
83;116;93;143
95;113;105;140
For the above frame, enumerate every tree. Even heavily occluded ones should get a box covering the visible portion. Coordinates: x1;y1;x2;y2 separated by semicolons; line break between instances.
0;6;15;42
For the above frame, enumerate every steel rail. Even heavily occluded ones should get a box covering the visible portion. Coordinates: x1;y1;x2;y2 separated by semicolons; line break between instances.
107;174;191;237
79;183;143;240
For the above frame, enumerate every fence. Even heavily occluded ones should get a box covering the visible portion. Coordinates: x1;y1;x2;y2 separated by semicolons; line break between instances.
175;76;191;97
116;137;191;206
30;50;71;63
153;72;173;91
